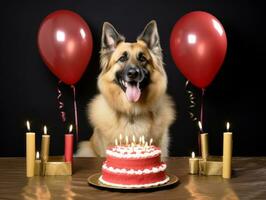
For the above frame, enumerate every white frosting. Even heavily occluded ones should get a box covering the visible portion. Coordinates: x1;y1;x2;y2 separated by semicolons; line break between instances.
106;145;161;159
99;175;170;188
102;163;167;175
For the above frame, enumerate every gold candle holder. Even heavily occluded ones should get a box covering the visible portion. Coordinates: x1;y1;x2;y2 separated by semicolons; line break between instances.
45;161;72;176
189;152;199;174
199;156;223;176
45;156;72;176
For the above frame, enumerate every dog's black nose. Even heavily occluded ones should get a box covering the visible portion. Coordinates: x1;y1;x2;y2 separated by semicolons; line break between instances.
127;67;139;79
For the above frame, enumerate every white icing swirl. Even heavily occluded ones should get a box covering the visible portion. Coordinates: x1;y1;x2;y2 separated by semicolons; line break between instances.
99;175;170;188
102;163;167;175
106;145;161;159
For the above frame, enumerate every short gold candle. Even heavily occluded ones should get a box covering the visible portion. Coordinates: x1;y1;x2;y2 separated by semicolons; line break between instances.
34;151;42;176
223;122;233;179
189;152;199;174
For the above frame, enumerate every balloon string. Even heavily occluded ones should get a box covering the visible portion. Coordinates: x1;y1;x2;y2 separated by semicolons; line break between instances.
57;81;66;122
71;85;79;143
185;80;198;121
200;88;205;130
199;88;205;157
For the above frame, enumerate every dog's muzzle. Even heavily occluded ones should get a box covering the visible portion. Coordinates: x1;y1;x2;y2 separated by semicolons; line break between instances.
116;65;149;103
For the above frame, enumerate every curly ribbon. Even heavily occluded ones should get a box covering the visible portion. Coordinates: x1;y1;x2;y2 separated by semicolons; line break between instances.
185;80;198;122
71;85;79;143
57;81;66;122
185;81;206;155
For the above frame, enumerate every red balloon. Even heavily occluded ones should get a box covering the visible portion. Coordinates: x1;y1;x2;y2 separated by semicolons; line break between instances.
170;11;227;89
38;10;93;85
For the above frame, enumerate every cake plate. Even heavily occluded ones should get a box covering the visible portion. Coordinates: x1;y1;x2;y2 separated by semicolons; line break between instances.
88;173;179;191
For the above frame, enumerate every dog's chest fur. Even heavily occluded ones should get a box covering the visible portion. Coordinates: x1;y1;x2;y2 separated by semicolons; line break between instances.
89;94;167;146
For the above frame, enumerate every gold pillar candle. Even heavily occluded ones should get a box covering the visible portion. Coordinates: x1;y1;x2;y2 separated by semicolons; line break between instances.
41;125;50;176
223;122;233;179
201;133;209;160
34;151;42;176
26;121;35;177
198;121;208;160
189;152;199;174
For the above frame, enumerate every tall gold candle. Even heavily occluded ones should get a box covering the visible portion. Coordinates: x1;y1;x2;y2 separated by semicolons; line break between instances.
223;122;233;179
41;125;50;176
26;121;35;177
189;152;199;174
198;121;208;160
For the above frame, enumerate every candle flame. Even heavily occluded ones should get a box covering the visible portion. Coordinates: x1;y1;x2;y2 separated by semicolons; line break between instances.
36;151;40;159
139;136;142;145
43;125;47;134
26;120;31;131
226;122;230;131
149;138;153;146
192;151;195;158
69;124;73;133
198;121;203;132
142;136;145;145
115;138;118;146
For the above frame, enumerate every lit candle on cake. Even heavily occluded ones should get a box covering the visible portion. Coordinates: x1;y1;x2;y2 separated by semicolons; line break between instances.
189;152;199;174
119;134;122;146
149;138;153;146
132;135;136;145
141;136;145;146
223;122;233;179
65;124;73;163
41;125;50;176
144;141;148;151
198;121;208;160
125;135;129;146
26;120;35;177
115;138;118;146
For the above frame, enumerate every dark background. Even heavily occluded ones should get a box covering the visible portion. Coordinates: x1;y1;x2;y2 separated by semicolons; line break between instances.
0;0;265;156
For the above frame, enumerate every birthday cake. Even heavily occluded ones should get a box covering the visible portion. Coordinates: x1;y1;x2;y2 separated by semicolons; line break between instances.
99;143;169;188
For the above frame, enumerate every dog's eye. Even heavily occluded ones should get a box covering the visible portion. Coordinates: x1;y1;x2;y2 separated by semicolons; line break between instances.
118;55;128;63
138;53;147;63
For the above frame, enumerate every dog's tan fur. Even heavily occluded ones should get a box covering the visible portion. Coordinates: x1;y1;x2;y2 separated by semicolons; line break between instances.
77;21;175;157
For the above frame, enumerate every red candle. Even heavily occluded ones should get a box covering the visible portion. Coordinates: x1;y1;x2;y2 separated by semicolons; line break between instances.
64;125;73;163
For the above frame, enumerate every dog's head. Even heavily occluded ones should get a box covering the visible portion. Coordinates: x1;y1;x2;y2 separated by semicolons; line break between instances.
98;21;167;113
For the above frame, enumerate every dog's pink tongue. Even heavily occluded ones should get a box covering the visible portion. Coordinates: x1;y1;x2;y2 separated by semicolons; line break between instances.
125;83;141;102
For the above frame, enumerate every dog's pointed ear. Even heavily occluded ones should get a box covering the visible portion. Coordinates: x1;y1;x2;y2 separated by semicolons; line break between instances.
101;22;125;51
137;20;161;53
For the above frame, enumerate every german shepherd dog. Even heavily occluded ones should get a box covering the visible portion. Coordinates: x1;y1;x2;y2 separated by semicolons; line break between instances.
77;21;175;157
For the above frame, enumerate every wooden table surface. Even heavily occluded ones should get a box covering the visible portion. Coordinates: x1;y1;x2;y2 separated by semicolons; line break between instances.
0;157;266;199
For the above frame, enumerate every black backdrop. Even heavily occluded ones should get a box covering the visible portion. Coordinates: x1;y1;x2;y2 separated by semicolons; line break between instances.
0;0;265;156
